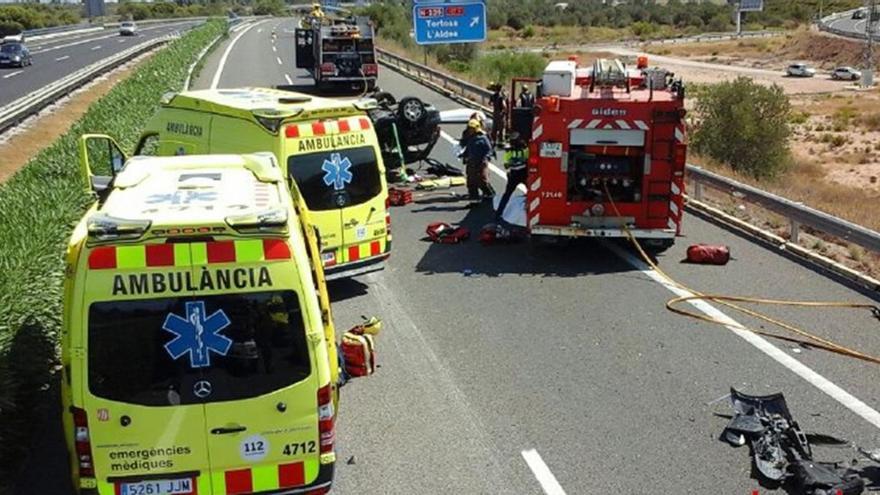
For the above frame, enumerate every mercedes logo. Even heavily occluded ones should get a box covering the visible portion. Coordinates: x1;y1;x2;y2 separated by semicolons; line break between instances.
193;380;213;398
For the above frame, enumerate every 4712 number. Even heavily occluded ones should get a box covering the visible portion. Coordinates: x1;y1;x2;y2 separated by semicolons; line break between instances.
282;441;316;456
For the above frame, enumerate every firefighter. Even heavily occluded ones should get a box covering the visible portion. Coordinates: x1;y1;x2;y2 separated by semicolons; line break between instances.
488;83;508;145
462;119;495;203
495;132;529;222
311;2;325;19
519;86;535;108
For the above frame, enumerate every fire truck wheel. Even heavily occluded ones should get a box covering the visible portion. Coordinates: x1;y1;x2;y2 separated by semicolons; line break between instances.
643;239;674;253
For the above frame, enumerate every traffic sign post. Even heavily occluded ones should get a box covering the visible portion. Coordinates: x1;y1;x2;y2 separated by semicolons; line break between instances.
412;0;487;45
734;0;764;35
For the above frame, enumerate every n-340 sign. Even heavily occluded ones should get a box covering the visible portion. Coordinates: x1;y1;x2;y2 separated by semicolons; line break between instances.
412;0;487;45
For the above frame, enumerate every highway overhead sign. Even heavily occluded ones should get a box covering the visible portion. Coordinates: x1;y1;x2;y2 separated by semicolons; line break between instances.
412;1;487;45
737;0;764;12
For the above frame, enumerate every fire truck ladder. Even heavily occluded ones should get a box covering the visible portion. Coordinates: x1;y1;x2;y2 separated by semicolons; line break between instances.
589;58;630;94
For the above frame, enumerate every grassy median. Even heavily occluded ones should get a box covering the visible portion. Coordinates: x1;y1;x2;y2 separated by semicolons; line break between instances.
0;19;226;491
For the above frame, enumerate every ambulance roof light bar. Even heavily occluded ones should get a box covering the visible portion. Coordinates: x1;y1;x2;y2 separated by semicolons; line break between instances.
226;207;289;235
87;213;151;242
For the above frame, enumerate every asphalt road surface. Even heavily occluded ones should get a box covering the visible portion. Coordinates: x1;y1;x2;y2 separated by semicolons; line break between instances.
824;9;877;39
0;21;201;107
16;16;880;495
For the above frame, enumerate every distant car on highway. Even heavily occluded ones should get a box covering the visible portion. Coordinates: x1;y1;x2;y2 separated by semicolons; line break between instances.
852;9;866;19
119;21;137;36
831;66;862;81
786;63;816;77
0;42;32;68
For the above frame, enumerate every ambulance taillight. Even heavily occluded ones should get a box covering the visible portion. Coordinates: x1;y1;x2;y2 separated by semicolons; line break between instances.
72;407;95;477
385;197;391;236
317;384;335;454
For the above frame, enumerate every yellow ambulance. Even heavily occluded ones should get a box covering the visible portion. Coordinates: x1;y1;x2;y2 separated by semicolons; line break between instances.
63;140;338;495
134;87;391;280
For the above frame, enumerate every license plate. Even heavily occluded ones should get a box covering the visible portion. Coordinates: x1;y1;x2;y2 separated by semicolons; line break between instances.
540;142;563;158
119;478;194;495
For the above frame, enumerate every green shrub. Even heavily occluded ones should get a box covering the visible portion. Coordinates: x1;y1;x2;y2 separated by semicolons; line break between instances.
0;21;226;493
692;77;792;178
0;4;80;31
469;51;546;86
522;25;536;38
253;0;285;17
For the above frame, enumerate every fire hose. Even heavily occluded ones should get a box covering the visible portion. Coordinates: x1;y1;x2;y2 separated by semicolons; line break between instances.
602;182;880;365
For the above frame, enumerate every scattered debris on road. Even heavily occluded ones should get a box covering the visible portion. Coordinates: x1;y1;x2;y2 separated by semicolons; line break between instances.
720;388;865;494
426;222;470;244
479;222;526;245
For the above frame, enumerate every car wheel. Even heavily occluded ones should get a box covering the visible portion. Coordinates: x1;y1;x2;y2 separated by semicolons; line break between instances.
398;97;425;124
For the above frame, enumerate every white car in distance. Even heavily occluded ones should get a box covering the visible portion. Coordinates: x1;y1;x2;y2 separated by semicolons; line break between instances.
119;21;137;36
786;63;815;77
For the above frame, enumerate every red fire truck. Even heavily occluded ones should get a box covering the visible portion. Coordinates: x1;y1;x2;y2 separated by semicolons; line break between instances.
509;56;687;250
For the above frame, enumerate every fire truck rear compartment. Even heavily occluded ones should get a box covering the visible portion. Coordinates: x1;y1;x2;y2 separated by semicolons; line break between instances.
567;128;646;206
567;148;642;204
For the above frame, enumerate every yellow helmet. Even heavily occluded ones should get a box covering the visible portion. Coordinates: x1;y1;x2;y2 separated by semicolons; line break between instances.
467;119;481;129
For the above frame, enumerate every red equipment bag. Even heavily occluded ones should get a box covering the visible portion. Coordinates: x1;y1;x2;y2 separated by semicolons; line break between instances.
426;222;470;244
685;244;731;265
341;332;376;377
388;187;413;206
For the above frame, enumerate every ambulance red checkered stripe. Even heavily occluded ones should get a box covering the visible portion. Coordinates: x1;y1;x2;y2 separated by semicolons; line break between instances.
223;461;307;494
87;239;291;270
285;116;372;138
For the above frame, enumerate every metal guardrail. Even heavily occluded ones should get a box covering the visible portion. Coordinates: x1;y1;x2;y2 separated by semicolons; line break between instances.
687;166;880;252
0;36;173;135
18;16;212;41
376;47;880;255
647;30;782;45
23;23;92;38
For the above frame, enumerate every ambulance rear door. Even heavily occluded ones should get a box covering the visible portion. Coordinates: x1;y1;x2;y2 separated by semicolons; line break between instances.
81;242;211;495
193;240;324;493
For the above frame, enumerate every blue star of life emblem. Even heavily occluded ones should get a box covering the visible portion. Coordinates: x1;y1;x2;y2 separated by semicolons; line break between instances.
162;301;233;368
322;153;353;191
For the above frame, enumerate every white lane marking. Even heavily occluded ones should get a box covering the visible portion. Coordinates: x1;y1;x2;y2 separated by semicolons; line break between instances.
276;56;283;65
437;129;880;431
118;39;126;43
211;20;267;89
522;449;567;495
3;70;23;79
272;45;277;52
91;45;102;51
55;55;69;61
606;243;880;430
257;28;263;34
284;73;293;85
